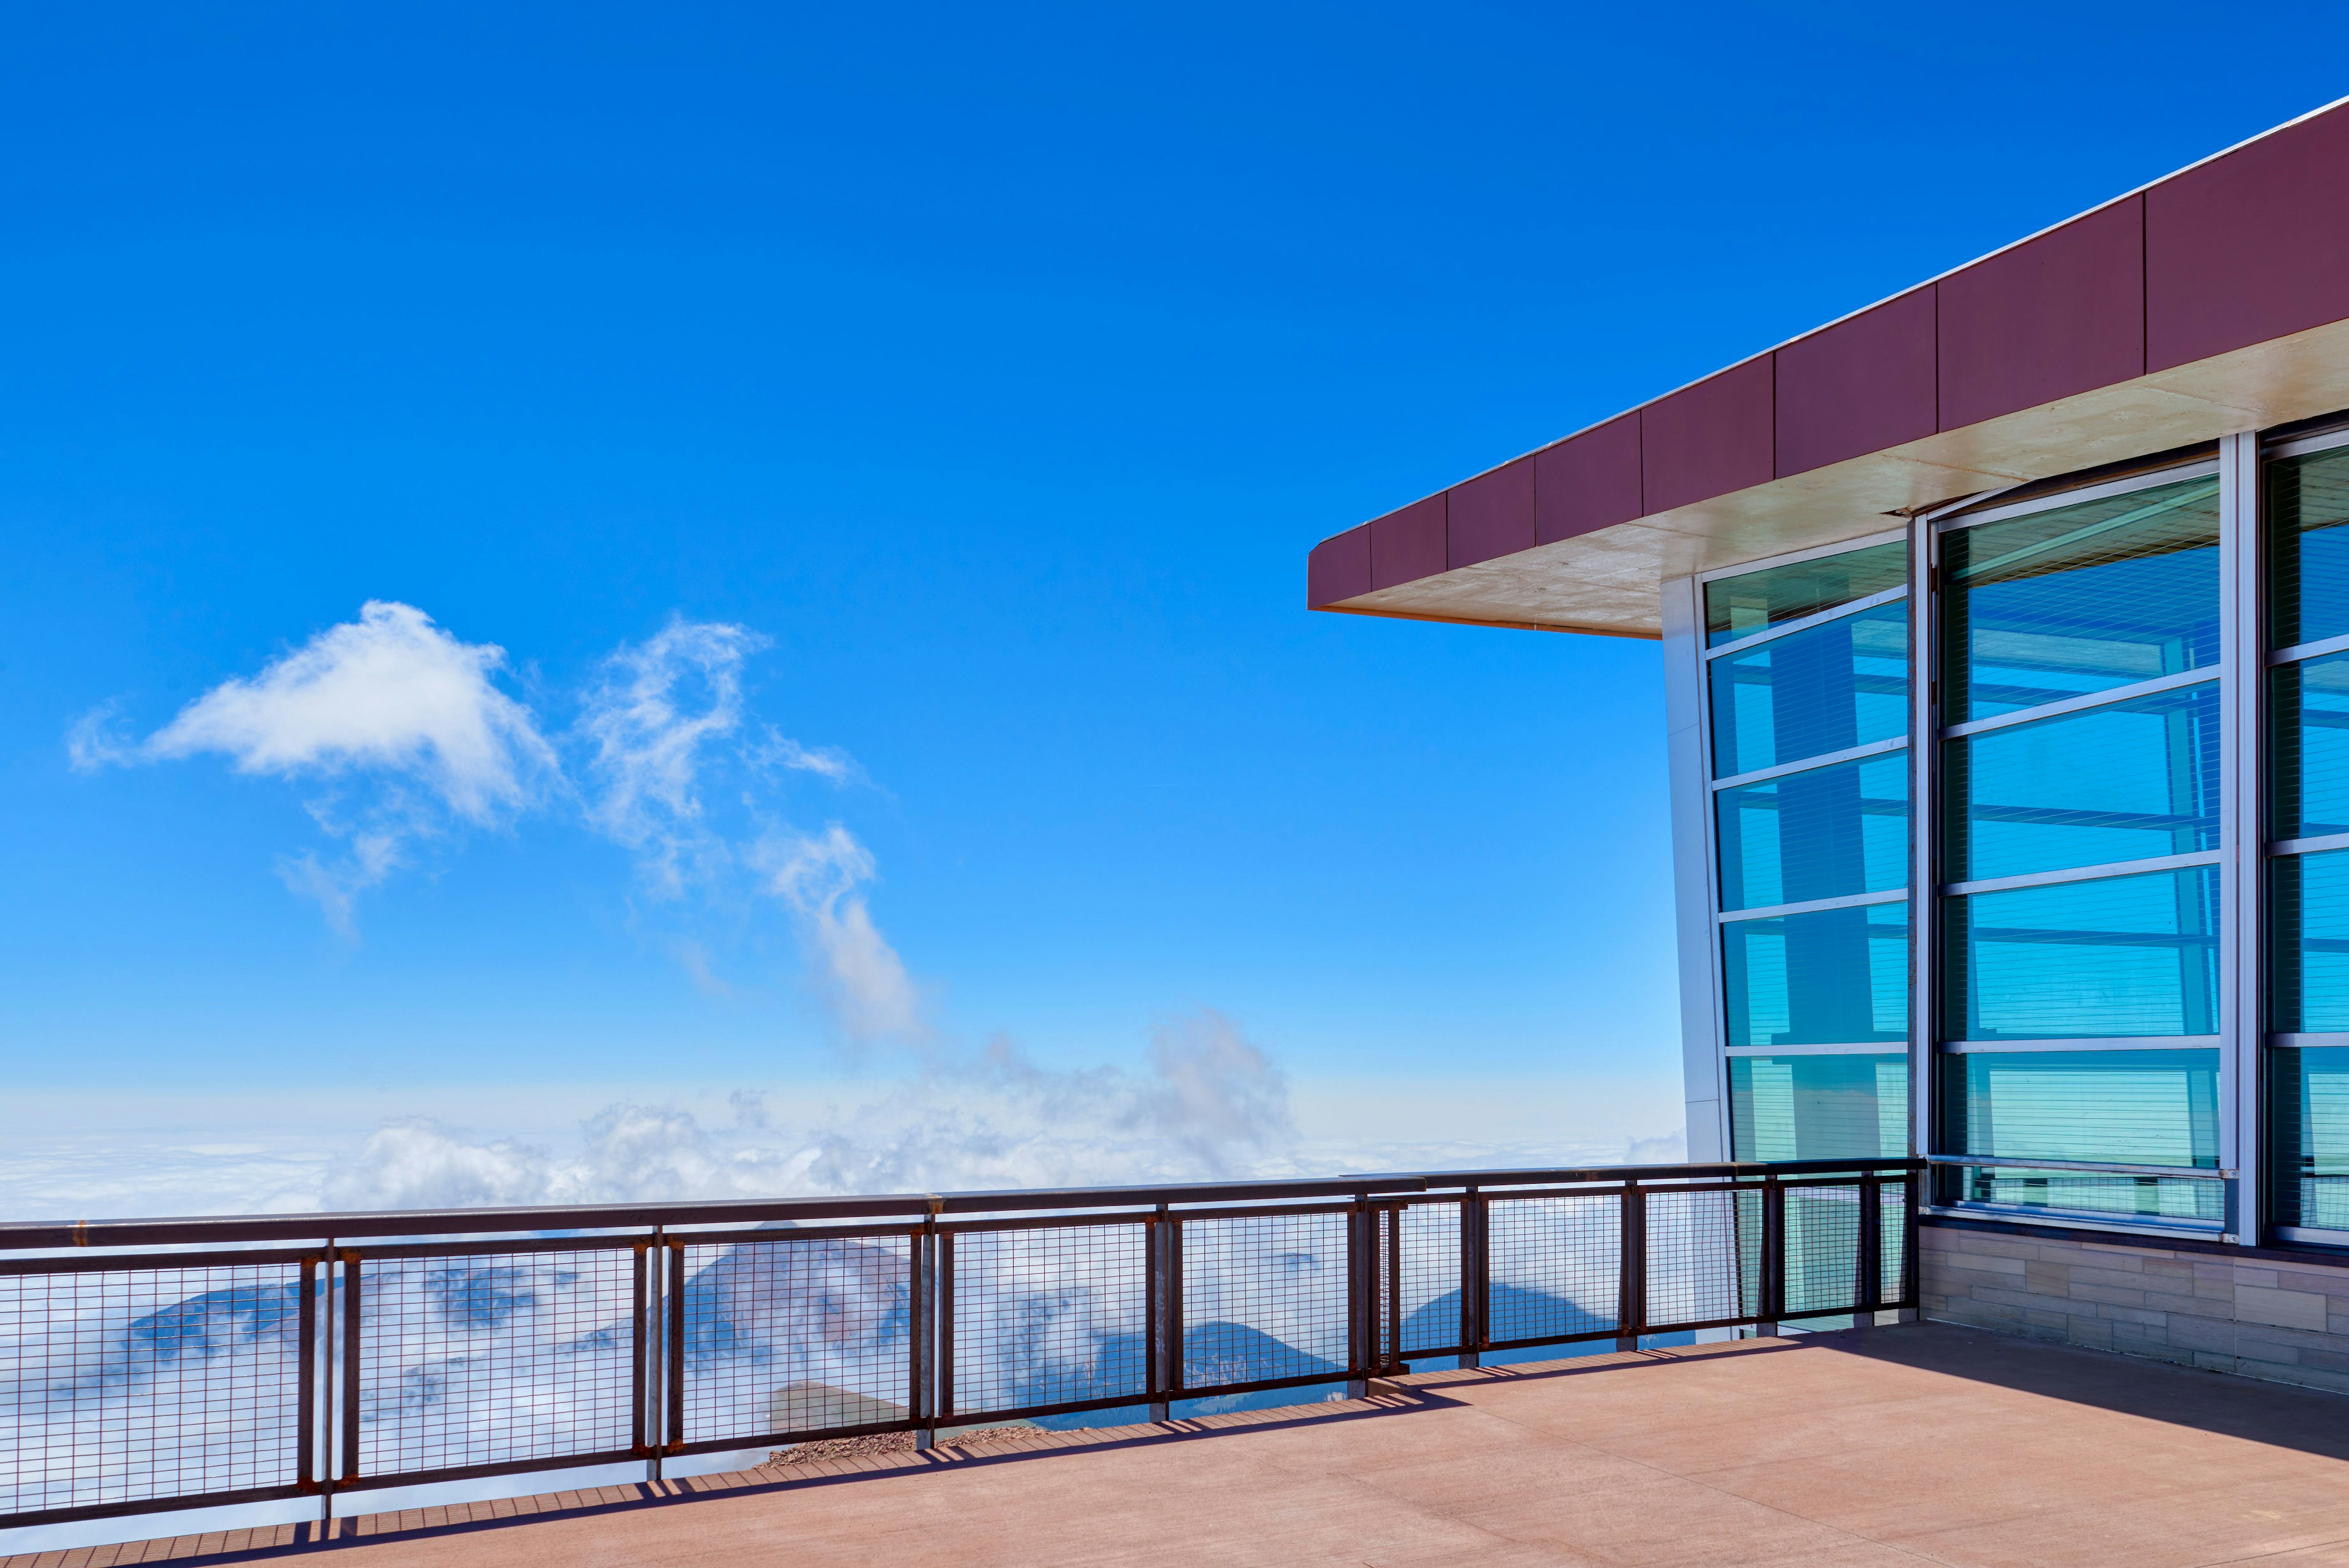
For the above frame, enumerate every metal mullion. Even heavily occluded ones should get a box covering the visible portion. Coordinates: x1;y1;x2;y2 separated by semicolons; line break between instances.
2269;832;2349;857
2268;630;2349;666
1935;458;2219;532
2224;428;2265;1246
1692;526;1909;587
1912;514;1936;1194
1700;584;1910;661
1709;735;1909;793
1718;888;1906;924
1939;849;2220;899
1940;667;2219;740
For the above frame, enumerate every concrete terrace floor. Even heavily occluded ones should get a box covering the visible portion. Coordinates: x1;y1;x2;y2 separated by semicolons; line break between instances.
19;1323;2349;1568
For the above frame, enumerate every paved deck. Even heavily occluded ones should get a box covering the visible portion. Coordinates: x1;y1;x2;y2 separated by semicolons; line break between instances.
21;1323;2349;1568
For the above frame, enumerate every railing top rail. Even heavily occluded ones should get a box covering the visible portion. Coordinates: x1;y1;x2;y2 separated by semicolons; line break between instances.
0;1157;1923;1252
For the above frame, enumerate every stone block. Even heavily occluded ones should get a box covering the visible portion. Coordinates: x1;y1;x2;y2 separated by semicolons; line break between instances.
2024;1263;2071;1297
2163;1313;2239;1354
2066;1281;2148;1308
2068;1317;2113;1348
2065;1264;2152;1290
2232;1266;2281;1289
2091;1301;2165;1327
2236;1285;2328;1331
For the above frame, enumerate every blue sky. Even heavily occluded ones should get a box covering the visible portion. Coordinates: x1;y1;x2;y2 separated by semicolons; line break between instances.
2;3;2341;1209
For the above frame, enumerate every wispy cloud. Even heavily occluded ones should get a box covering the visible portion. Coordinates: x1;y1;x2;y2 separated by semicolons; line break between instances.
576;618;768;897
754;823;922;1042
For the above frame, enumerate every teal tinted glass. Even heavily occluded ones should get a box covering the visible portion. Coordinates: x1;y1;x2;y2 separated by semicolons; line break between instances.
2267;445;2349;650
1709;600;1907;778
1721;901;1907;1049
2268;850;2349;1033
2269;652;2349;841
2270;1045;2349;1232
1943;682;2219;883
1729;1053;1907;1161
1715;752;1908;912
1940;866;2219;1041
1939;1049;2222;1222
1704;540;1907;648
1942;475;2221;721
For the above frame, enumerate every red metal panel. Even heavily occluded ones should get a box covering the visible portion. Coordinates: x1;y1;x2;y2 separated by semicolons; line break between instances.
1937;198;2143;431
1774;289;1937;476
1307;525;1373;608
1369;494;1447;591
1446;458;1536;570
1641;358;1774;515
1534;414;1642;545
2148;103;2349;373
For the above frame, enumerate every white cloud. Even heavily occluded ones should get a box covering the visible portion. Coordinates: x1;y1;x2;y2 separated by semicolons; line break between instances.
576;618;765;896
754;823;922;1042
74;602;557;935
145;601;552;820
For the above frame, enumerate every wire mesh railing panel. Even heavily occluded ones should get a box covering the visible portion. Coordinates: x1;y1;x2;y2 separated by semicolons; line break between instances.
1180;1213;1348;1391
2;1260;309;1522
948;1223;1147;1418
352;1249;636;1481
1395;1203;1461;1354
1783;1186;1863;1316
1646;1187;1760;1329
678;1234;912;1444
1881;1182;1909;1304
1485;1194;1619;1344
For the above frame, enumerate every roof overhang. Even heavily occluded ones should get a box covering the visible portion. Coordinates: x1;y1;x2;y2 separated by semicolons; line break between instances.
1309;95;2349;639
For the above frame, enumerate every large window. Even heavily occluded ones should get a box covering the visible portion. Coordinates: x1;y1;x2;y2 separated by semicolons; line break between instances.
1705;539;1912;1162
2267;438;2349;1241
1936;467;2225;1228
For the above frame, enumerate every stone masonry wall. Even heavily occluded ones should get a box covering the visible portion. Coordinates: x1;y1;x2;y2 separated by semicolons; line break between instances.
1923;1221;2349;1397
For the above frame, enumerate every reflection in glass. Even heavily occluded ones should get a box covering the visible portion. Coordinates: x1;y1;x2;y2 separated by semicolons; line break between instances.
1722;901;1908;1049
1940;867;2218;1041
1939;1049;2222;1222
1704;540;1907;648
1729;1054;1907;1161
1943;683;2218;883
1716;753;1907;912
1942;475;2219;721
2269;850;2349;1033
2268;444;2349;650
1709;601;1907;778
2271;1045;2349;1232
2269;652;2349;841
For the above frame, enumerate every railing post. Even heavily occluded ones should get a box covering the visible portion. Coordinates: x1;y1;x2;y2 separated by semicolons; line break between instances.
912;1222;935;1451
1616;1180;1645;1352
1757;1177;1784;1337
1857;1176;1882;1326
1148;1206;1171;1422
338;1250;362;1490
937;1227;957;1436
1345;1195;1369;1398
666;1241;686;1457
1459;1189;1482;1370
1902;1161;1923;1318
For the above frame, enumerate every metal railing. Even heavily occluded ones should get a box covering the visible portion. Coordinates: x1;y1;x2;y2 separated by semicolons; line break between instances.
0;1157;1920;1532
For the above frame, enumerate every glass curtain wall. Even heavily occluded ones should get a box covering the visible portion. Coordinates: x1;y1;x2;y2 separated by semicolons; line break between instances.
1934;469;2228;1226
2268;436;2349;1239
1705;538;1912;1162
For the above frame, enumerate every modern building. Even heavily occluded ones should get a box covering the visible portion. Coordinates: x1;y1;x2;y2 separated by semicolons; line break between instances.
1307;97;2349;1380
